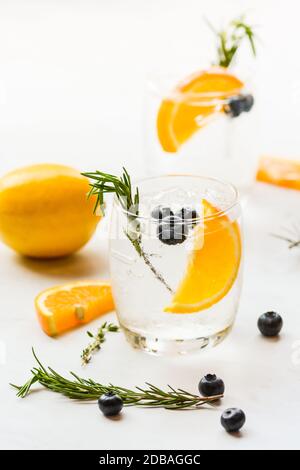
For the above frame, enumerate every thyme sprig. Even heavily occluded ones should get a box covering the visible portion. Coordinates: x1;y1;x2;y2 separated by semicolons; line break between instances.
207;15;256;68
81;322;120;366
11;349;223;409
82;168;173;293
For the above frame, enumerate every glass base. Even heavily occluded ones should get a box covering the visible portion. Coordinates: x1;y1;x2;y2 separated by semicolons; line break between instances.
121;324;232;355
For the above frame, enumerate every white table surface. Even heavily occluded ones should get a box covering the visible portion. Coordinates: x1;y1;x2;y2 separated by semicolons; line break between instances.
1;183;300;450
1;0;300;451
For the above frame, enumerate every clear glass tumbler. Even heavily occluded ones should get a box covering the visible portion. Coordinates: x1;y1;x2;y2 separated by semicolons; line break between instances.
109;174;242;354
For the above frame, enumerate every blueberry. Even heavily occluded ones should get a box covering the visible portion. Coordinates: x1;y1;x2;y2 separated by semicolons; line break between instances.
221;408;246;433
151;206;173;220
225;94;254;117
225;96;244;117
176;207;199;226
157;215;187;245
98;392;123;417
198;374;225;397
242;94;254;112
151;206;162;219
257;311;283;337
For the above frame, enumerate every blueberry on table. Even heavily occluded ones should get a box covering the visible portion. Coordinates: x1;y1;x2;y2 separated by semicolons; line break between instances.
157;215;187;245
151;206;173;220
257;311;283;337
98;392;123;417
198;374;225;397
221;408;246;433
176;207;199;226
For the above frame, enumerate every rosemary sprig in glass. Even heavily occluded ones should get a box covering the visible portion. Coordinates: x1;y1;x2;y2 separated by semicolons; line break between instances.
82;168;173;293
11;349;223;409
207;15;256;68
81;322;120;366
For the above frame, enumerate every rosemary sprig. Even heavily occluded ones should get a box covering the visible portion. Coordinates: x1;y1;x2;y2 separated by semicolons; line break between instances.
11;349;223;409
81;322;120;366
207;15;256;68
271;224;300;249
82;168;173;293
82;167;139;218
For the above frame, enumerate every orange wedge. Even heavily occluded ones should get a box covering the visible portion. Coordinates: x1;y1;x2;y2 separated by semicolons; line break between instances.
157;68;244;152
35;281;115;336
164;200;241;314
256;156;300;191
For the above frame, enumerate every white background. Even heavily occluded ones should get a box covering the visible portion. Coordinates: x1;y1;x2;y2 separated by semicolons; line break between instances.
0;0;300;450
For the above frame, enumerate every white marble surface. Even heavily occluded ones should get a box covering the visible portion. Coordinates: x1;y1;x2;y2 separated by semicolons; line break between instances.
1;0;300;451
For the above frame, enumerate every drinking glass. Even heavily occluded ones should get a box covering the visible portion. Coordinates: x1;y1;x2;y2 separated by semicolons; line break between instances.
109;174;242;354
144;74;258;191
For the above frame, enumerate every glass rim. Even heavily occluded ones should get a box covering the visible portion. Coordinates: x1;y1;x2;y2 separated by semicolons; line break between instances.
114;174;240;222
147;74;248;105
149;86;245;106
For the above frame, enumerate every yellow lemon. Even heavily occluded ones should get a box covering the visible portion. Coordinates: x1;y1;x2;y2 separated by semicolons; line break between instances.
0;164;100;258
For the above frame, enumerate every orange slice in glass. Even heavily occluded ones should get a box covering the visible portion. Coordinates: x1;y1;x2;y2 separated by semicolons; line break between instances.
157;68;244;152
164;200;241;314
35;281;115;336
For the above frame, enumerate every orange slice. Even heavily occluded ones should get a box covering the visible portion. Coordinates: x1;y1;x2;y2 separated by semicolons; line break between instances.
35;281;115;336
164;200;241;314
256;155;300;191
157;68;244;152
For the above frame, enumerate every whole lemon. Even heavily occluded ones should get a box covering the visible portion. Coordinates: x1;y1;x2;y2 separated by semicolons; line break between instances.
0;164;100;258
